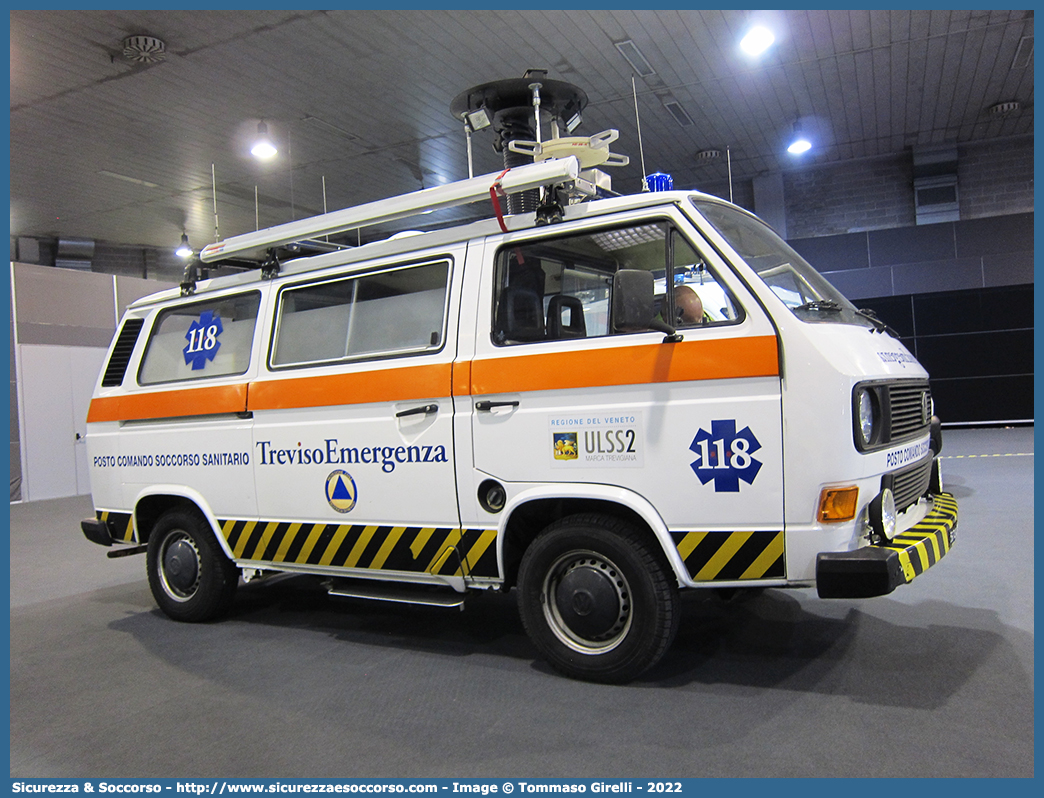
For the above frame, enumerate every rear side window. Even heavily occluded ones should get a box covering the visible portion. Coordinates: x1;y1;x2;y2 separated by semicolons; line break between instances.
138;292;261;385
271;259;450;368
101;318;145;387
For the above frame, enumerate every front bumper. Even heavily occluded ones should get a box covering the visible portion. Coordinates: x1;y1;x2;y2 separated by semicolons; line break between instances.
816;493;957;598
81;511;135;547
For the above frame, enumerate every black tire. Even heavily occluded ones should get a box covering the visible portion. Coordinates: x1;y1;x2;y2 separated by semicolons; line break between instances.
146;508;238;622
517;513;680;683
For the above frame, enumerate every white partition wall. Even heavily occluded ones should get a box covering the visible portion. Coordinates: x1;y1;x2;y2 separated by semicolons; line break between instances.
10;263;175;501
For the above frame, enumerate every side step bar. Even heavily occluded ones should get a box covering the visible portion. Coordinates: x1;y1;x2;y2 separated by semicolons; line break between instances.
325;579;466;609
107;544;148;559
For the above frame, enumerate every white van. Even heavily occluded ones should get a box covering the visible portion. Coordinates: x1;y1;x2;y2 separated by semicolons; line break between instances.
81;155;957;683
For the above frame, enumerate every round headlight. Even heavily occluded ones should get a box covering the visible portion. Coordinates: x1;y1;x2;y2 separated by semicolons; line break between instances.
868;488;897;544
857;389;875;444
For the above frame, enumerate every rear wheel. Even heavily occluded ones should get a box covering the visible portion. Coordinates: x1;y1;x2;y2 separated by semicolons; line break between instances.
146;508;238;622
517;513;679;683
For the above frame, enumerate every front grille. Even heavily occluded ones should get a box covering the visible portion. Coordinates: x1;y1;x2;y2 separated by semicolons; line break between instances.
889;455;933;513
853;378;932;452
889;381;932;442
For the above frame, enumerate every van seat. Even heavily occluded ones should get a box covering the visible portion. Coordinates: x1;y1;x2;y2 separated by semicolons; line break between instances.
546;295;586;339
496;287;545;342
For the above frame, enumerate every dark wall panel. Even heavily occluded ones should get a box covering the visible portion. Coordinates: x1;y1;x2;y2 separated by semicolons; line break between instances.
789;232;869;272
860;295;914;338
929;375;1033;426
857;284;1033;425
954;213;1033;257
915;330;1032;379
795;211;1034;302
868;224;956;267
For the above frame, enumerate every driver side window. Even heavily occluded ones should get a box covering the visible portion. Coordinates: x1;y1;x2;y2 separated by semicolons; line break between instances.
669;229;741;328
491;221;740;346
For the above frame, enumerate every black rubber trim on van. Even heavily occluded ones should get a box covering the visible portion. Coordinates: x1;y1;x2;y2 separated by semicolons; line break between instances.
101;318;145;387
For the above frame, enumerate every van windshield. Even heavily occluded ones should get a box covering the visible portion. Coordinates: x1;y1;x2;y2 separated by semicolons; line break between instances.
690;198;875;329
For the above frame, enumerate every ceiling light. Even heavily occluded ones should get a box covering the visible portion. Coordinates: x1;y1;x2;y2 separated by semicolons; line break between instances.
741;26;775;56
175;233;192;258
251;121;277;160
788;137;812;155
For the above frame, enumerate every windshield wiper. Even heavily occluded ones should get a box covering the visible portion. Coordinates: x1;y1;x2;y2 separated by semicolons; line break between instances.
794;299;842;313
856;307;900;338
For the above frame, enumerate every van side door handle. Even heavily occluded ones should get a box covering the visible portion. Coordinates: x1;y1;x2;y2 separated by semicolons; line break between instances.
475;400;520;412
395;403;438;418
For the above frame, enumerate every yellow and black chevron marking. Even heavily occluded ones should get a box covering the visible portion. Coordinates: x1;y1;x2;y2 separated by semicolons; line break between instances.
217;519;500;579
670;529;785;581
879;492;958;583
99;511;135;543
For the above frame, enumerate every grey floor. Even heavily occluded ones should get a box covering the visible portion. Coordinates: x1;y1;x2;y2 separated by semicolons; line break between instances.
9;428;1034;778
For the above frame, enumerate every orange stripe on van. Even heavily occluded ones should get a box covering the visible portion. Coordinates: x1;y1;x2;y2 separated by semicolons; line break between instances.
470;335;779;395
452;360;472;397
88;336;779;421
247;362;453;411
86;383;248;423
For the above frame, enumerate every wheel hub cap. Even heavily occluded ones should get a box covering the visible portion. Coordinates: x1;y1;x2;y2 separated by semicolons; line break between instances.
554;564;622;640
164;539;199;593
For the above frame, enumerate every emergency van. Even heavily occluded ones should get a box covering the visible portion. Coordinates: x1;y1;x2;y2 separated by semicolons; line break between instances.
81;144;957;683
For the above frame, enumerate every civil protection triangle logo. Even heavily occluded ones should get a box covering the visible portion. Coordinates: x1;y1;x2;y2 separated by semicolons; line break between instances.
325;470;358;513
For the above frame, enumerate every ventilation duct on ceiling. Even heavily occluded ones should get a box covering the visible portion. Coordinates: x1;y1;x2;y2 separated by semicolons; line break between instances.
663;100;694;127
55;238;95;271
912;145;959;225
122;35;167;64
614;40;656;78
1011;35;1033;69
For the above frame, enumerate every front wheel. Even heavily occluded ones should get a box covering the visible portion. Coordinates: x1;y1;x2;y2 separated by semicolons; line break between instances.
517;514;679;683
146;508;238;622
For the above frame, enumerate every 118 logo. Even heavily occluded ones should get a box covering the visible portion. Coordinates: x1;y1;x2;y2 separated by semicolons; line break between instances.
689;419;763;492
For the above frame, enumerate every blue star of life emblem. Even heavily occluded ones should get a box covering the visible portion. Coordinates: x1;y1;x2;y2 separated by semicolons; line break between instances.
689;419;763;492
183;310;223;370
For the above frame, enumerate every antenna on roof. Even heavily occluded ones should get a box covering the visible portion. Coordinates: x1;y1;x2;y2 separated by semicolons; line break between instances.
322;175;329;241
211;164;220;242
727;146;733;204
632;76;649;192
181;163;221;296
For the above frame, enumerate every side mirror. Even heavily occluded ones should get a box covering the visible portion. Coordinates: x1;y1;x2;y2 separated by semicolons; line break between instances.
612;269;680;341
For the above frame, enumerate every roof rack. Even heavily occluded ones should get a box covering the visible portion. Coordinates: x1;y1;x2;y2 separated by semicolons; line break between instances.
199;156;581;264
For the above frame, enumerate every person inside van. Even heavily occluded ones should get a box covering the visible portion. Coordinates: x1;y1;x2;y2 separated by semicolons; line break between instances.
675;285;705;326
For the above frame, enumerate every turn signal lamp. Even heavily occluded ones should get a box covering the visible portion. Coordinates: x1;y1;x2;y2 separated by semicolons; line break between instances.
818;486;859;523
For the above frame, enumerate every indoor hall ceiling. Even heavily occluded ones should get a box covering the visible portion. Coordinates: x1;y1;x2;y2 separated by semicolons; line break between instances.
9;8;1035;254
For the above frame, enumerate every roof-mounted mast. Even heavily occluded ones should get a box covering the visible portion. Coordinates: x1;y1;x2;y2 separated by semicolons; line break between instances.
185;71;628;296
198;155;580;265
